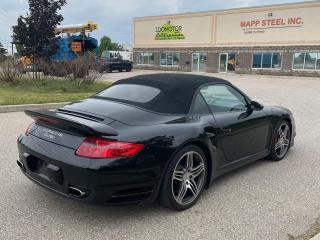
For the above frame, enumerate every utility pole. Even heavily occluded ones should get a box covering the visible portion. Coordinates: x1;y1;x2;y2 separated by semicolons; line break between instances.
11;35;17;61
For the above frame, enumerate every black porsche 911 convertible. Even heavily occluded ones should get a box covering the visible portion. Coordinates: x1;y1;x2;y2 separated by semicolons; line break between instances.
17;74;295;210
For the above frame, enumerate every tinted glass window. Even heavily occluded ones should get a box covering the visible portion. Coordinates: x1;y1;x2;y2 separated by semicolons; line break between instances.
304;53;317;70
173;53;180;65
200;85;248;113
317;53;320;70
293;52;320;70
97;84;160;103
191;93;210;115
252;53;282;69
272;53;282;68
262;53;272;68
252;53;262;68
160;52;180;66
149;53;154;64
167;54;173;66
137;53;154;65
143;54;149;64
160;53;166;65
293;53;305;70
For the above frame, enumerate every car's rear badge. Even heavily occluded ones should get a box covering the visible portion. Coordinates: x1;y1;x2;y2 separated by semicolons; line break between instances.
42;128;63;140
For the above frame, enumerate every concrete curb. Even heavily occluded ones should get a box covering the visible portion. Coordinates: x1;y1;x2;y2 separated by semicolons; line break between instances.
0;102;69;113
311;233;320;240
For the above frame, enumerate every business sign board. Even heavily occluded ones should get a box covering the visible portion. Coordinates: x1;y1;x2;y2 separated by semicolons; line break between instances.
155;21;185;40
134;15;213;47
215;6;320;46
71;41;82;52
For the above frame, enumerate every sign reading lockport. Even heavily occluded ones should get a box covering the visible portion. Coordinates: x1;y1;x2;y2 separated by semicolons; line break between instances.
155;21;185;40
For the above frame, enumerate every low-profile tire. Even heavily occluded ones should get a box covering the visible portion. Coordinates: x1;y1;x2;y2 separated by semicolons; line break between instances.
160;145;207;211
268;120;291;161
126;67;132;72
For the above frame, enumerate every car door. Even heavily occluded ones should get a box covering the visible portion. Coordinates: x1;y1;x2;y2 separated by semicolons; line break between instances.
113;58;121;70
200;84;272;167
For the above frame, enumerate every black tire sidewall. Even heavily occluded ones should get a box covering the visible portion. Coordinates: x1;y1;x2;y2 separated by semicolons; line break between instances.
160;145;208;211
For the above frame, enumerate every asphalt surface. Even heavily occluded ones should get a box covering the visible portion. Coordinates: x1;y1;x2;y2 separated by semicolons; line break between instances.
1;72;320;240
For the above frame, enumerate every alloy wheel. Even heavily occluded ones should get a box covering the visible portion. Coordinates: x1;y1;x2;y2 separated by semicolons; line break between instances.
275;123;290;158
171;151;206;206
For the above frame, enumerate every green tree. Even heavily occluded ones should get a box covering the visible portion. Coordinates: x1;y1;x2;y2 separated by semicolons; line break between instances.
12;0;66;60
98;36;112;55
98;36;123;56
0;42;7;59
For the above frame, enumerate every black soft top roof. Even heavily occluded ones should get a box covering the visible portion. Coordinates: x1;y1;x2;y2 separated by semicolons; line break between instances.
111;74;229;114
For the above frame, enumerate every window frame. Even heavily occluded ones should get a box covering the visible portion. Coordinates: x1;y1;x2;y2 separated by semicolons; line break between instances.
189;92;211;115
137;52;154;65
251;52;282;70
160;52;181;67
189;83;251;115
292;52;320;71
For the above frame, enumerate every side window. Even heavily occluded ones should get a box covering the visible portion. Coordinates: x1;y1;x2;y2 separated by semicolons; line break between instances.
200;84;248;113
191;93;210;115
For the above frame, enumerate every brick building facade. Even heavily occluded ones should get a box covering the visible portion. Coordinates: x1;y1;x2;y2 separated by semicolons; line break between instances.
133;1;320;77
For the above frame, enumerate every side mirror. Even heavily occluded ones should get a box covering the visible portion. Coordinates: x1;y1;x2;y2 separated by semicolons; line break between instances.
250;101;264;111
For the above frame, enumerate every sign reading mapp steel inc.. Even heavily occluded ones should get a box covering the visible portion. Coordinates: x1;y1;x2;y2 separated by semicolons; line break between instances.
240;17;304;34
155;21;186;40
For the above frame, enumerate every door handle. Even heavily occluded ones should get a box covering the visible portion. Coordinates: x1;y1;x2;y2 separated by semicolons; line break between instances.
221;128;232;134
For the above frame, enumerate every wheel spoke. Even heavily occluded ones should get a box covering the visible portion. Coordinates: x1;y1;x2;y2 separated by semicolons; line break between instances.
186;152;194;170
278;127;284;137
190;164;205;178
280;144;285;155
283;139;290;146
188;179;199;197
275;141;282;150
177;183;187;202
173;170;184;182
283;126;289;137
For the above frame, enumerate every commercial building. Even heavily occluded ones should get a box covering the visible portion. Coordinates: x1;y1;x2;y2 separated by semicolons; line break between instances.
133;1;320;76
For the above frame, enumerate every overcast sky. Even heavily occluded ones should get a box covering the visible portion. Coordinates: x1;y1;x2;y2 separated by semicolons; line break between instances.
0;0;309;51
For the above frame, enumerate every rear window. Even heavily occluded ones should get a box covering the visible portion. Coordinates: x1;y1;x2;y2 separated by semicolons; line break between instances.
97;84;161;103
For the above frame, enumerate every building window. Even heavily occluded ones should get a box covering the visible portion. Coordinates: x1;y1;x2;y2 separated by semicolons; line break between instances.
160;52;180;66
317;53;320;70
293;52;320;70
293;53;304;70
252;53;282;69
137;53;154;65
252;54;262;68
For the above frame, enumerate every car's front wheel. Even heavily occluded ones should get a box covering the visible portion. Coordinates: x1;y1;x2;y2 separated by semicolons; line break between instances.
160;145;207;210
268;120;291;161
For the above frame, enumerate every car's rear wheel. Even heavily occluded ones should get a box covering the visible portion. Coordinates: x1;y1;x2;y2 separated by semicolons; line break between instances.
160;145;207;210
268;120;291;161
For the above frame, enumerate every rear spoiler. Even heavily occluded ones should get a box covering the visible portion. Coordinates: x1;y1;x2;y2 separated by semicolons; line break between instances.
25;109;118;136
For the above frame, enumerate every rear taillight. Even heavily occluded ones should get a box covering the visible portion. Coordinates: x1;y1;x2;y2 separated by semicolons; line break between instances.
75;136;144;159
25;122;35;136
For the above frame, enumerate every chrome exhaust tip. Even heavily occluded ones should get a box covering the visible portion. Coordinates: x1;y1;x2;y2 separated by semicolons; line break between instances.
67;186;88;198
17;160;26;171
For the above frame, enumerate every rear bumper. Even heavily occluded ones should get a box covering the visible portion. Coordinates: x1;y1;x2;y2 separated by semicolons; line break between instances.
17;134;163;205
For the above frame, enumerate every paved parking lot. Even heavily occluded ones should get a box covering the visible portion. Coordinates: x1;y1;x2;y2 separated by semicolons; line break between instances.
1;71;320;240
